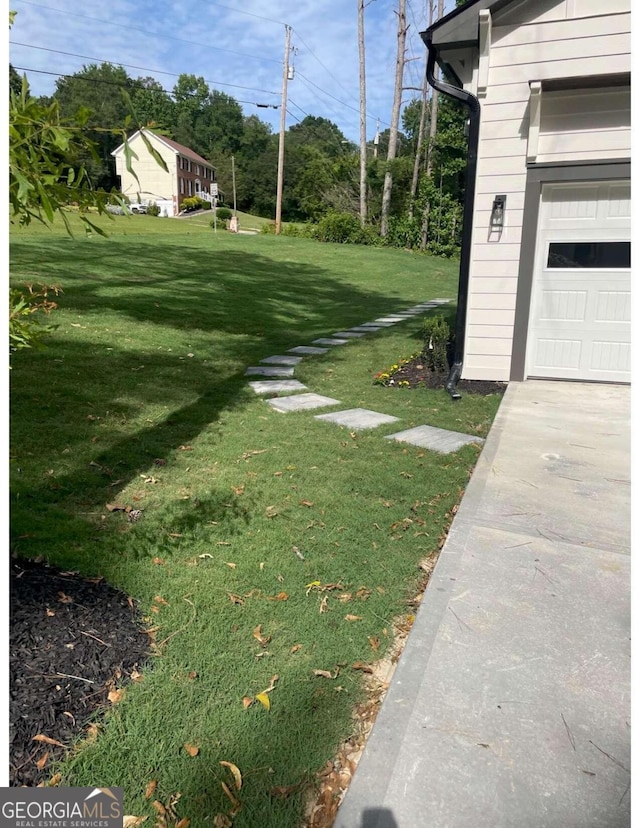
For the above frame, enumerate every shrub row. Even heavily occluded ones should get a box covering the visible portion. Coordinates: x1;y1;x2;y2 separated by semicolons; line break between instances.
181;196;212;212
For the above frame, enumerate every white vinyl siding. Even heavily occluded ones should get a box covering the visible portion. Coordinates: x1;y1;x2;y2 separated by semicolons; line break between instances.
458;0;630;381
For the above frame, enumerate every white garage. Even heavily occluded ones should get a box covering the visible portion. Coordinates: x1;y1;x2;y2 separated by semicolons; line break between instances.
527;181;631;382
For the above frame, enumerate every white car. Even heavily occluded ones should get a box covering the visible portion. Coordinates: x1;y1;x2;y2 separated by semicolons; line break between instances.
129;203;147;214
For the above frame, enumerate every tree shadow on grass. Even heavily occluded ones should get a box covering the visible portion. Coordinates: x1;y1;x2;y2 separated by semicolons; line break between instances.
10;240;425;574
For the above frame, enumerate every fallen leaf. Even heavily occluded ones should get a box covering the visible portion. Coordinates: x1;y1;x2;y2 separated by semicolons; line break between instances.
345;614;363;622
179;445;193;451
225;562;237;569
220;761;243;791
242;696;253;709
175;819;190;828
265;505;279;517
123;817;148;827
85;723;100;742
36;752;49;770
292;546;305;560
46;608;55;617
199;553;214;559
228;593;245;606
262;675;279;693
183;743;199;757
376;586;386;594
232;485;245;496
300;499;314;507
338;593;352;602
187;671;198;681
290;644;302;654
152;557;165;565
253;625;271;647
356;588;372;600
32;733;65;749
144;780;157;800
259;562;265;570
213;815;232;828
130;668;144;682
319;596;328;614
266;592;288;601
108;689;124;704
106;502;127;512
168;533;182;538
313;670;334;679
368;636;381;652
255;692;270;710
352;662;374;673
57;592;73;604
270;784;300;799
153;596;168;605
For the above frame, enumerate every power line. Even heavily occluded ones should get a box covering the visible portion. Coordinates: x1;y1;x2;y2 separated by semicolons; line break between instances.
11;0;281;65
288;98;311;118
10;41;280;97
11;66;276;109
296;71;390;128
290;28;361;108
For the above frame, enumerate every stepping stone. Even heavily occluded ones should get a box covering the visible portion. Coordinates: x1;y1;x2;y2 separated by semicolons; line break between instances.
288;345;328;355
268;393;341;413
430;298;451;303
245;366;294;377
249;380;307;395
360;321;395;327
260;355;303;366
312;338;349;346
385;425;485;454
333;331;366;338
375;316;409;323
347;326;383;333
315;408;400;430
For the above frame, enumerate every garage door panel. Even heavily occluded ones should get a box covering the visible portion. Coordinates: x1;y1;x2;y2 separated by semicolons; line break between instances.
527;181;630;383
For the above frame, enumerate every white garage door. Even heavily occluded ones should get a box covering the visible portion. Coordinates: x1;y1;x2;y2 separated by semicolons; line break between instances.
527;181;630;382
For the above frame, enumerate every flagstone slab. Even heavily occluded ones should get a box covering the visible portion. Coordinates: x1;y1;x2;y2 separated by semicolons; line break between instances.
385;425;485;454
268;393;341;413
375;316;409;323
315;408;400;430
287;345;329;355
245;366;294;377
248;380;307;395
312;338;349;346
260;355;303;366
360;321;395;327
348;326;383;333
333;331;366;338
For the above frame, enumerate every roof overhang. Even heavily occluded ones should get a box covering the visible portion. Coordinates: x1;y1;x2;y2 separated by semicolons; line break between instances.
427;0;514;49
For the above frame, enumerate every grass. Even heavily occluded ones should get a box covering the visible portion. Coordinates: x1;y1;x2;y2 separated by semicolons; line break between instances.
176;207;275;232
10;213;503;826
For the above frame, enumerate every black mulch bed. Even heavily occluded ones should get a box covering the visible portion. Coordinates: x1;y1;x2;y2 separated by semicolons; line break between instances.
10;558;151;787
377;353;507;396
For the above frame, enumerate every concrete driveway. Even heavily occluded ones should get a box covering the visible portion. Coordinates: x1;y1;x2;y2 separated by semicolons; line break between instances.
336;380;630;828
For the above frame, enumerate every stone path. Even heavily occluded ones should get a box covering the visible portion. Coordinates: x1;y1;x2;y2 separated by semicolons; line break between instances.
245;299;483;454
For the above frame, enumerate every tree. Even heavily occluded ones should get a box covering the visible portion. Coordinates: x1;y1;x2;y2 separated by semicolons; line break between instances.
10;63;25;97
130;77;175;129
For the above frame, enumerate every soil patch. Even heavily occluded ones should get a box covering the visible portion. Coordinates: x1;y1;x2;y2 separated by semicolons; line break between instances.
10;558;151;786
377;353;507;396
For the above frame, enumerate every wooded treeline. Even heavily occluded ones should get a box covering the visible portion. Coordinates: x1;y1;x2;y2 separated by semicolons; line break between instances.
11;58;466;255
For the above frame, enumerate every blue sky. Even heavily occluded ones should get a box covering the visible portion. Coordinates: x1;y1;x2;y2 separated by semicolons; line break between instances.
9;0;454;143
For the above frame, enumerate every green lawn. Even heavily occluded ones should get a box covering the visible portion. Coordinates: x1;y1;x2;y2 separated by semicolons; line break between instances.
10;214;502;826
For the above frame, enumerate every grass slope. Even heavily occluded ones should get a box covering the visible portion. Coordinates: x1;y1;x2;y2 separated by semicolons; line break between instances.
10;215;502;825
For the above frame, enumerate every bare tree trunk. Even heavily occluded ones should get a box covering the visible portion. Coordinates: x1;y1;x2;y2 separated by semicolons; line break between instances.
420;0;443;250
407;73;428;220
380;0;407;238
358;0;368;226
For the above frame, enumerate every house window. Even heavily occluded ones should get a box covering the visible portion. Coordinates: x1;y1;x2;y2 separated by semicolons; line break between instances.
187;159;191;172
195;179;201;194
547;242;631;269
188;179;192;196
180;177;184;194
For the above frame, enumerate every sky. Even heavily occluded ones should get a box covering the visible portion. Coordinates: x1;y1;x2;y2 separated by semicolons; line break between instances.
8;0;454;144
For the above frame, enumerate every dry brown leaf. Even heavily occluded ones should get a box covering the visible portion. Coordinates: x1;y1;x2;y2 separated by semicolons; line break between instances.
221;781;242;815
153;595;168;605
85;723;100;743
220;761;243;791
228;593;245;606
262;674;279;693
313;670;334;679
270;784;301;799
152;557;165;565
265;505;279;517
108;688;124;704
183;743;199;757
46;608;55;617
368;636;381;652
300;499;314;507
253;625;271;647
376;586;386;594
213;815;232;828
175;819;190;828
355;588;372;601
150;606;160;614
33;734;65;748
144;780;157;800
57;592;73;604
225;562;237;569
187;671;198;681
352;662;374;673
48;773;62;786
151;801;166;816
242;696;253;709
344;614;363;622
123;816;148;827
106;502;127;512
290;644;302;654
319;596;328;614
266;591;288;601
36;752;49;770
232;484;245;496
131;668;144;682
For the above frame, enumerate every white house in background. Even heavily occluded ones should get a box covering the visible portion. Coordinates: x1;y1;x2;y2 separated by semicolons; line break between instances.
111;129;217;217
424;0;630;386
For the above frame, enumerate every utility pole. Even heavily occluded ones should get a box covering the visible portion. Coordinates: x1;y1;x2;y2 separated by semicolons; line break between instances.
358;0;368;227
408;73;428;220
380;0;407;238
275;24;292;235
373;118;380;158
421;0;443;250
231;154;237;216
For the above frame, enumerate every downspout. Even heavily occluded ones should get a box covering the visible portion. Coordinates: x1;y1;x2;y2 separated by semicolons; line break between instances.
422;28;481;400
